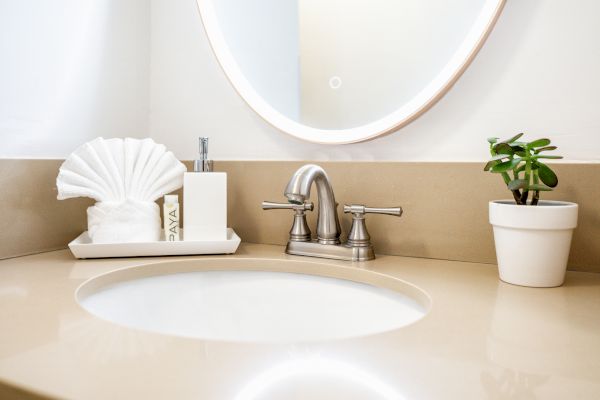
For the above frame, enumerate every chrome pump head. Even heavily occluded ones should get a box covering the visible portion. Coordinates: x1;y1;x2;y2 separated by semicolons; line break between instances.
194;137;214;172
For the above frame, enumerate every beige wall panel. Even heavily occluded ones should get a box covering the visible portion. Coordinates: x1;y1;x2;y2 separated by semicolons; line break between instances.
218;161;600;273
1;160;598;272
0;160;92;259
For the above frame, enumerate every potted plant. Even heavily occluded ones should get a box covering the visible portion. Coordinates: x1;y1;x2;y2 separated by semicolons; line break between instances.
485;133;578;287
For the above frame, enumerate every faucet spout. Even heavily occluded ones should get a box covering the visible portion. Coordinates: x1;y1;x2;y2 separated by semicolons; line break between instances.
284;164;341;244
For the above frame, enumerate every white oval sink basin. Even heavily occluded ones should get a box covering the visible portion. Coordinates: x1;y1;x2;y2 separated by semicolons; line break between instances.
77;260;428;343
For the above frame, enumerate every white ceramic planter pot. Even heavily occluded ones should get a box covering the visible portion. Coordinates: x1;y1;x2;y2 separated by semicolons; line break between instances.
489;200;578;288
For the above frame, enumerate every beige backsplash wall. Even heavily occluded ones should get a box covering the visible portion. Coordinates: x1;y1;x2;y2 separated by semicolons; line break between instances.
2;160;599;272
216;161;600;272
0;160;93;259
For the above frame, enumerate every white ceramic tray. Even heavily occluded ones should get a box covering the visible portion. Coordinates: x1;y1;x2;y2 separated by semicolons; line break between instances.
68;228;241;259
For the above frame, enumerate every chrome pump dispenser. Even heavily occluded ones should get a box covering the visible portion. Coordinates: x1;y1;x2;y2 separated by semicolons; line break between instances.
183;137;227;241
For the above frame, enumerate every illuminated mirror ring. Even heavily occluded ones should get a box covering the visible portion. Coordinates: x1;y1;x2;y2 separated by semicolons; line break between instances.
196;0;505;144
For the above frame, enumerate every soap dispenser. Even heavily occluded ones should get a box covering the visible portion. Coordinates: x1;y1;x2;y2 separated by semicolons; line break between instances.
183;137;227;241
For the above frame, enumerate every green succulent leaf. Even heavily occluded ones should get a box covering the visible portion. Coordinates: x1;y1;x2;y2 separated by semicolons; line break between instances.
489;154;512;161
499;132;524;144
493;143;514;155
534;146;557;153
491;158;522;173
484;154;515;171
508;179;528;190
485;133;561;204
527;138;551;148
538;163;558;187
529;183;553;191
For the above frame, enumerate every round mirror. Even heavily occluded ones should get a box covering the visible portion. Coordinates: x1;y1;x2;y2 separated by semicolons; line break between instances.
197;0;505;144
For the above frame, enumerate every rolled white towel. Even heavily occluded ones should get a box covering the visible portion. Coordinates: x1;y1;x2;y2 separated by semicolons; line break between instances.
87;199;161;243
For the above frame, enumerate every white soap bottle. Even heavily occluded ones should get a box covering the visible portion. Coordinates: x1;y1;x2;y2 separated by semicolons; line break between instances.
183;137;227;241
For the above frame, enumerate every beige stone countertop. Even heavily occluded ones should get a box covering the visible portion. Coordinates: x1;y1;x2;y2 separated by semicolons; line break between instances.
0;243;599;399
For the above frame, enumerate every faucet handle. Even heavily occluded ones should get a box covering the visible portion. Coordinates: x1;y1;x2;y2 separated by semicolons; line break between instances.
343;204;402;217
262;201;314;211
343;204;402;247
262;201;313;242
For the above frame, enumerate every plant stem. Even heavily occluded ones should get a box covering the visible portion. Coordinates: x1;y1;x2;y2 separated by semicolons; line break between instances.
520;158;532;205
500;171;511;185
512;190;522;204
532;169;540;205
501;171;523;204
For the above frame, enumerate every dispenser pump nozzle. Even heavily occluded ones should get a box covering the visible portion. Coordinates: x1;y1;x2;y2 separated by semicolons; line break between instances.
194;137;214;172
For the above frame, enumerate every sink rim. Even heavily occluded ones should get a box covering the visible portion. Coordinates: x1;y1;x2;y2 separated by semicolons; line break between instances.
75;257;432;342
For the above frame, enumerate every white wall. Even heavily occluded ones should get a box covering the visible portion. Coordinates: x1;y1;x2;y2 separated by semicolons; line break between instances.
0;0;150;158
150;0;600;162
3;1;598;161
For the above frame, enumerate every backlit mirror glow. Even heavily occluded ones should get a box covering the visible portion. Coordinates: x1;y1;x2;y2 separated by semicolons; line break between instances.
197;0;505;143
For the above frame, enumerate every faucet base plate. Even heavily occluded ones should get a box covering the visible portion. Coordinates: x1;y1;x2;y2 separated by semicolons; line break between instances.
285;241;375;262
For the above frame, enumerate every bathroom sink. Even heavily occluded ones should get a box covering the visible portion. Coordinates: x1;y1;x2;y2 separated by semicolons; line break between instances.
77;259;428;343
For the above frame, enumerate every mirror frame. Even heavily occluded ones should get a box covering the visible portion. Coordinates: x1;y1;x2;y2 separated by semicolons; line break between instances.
196;0;506;144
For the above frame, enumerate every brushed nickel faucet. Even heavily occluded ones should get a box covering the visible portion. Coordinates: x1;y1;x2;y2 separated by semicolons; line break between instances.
284;164;341;244
262;164;402;261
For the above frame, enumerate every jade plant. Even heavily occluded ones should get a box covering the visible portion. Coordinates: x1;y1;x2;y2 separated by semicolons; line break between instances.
485;133;562;205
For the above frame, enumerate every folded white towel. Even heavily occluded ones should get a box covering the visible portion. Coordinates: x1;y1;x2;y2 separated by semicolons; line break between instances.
57;137;186;244
87;200;161;243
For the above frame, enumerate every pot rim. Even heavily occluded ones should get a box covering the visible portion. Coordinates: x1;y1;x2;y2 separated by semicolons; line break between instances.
489;200;578;229
490;200;578;208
